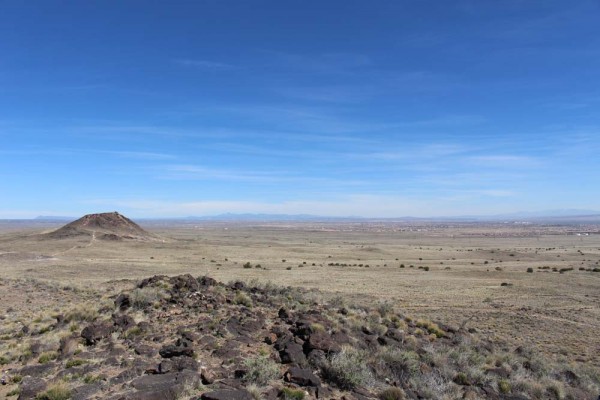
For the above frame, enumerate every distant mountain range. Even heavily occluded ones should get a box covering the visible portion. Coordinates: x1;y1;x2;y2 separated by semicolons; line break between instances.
29;209;600;223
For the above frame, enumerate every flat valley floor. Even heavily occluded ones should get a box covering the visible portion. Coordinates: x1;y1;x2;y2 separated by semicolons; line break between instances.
1;220;599;369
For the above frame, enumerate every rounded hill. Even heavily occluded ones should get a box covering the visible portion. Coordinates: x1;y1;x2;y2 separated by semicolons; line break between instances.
46;211;159;241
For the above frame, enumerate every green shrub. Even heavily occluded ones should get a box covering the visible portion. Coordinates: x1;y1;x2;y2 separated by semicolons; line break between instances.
454;372;469;385
0;355;9;365
123;326;142;338
324;346;372;389
65;304;98;323
234;292;253;308
38;352;58;364
376;348;419;381
82;374;103;384
281;387;305;400
65;359;87;368
35;382;71;400
130;287;167;309
243;262;253;269
526;267;534;273
243;355;280;385
498;379;511;394
378;387;406;400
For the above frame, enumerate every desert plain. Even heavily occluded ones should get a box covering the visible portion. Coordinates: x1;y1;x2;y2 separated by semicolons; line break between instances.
0;216;599;399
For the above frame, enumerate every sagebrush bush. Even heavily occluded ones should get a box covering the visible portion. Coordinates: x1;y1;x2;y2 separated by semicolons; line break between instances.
38;352;58;364
65;304;98;322
243;355;280;385
281;387;305;400
324;346;372;389
35;382;71;400
234;292;253;308
130;287;167;309
378;387;406;400
376;348;420;382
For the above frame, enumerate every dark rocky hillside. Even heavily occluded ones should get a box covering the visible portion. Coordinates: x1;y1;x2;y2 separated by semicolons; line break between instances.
1;274;598;399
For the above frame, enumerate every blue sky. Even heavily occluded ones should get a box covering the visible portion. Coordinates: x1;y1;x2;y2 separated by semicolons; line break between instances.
1;1;599;218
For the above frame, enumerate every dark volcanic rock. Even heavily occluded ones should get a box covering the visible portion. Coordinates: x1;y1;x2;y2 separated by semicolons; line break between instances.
170;274;200;294
81;321;115;345
130;370;200;399
305;331;341;354
280;342;307;365
159;344;195;358
17;376;47;400
113;313;136;330
284;367;321;387
199;276;217;286
201;389;253;400
19;363;54;377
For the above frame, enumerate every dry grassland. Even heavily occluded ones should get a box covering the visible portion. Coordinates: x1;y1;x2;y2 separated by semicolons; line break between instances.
1;220;599;370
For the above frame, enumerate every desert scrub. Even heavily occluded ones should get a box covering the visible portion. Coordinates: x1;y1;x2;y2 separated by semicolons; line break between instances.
374;348;420;382
123;326;142;339
281;387;305;400
82;374;103;384
0;355;9;365
38;351;58;364
416;319;445;338
243;355;280;385
65;358;87;368
65;304;98;323
234;292;253;308
130;287;168;309
324;346;372;389
378;387;406;400
35;382;71;400
498;379;511;394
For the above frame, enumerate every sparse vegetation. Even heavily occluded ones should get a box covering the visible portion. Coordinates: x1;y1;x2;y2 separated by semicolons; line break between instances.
281;387;305;400
35;382;71;400
324;346;372;389
130;286;168;309
243;355;280;385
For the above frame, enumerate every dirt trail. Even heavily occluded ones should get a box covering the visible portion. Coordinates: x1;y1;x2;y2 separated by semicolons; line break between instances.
51;231;96;256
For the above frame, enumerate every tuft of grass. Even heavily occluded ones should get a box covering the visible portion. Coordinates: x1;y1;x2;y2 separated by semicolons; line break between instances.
82;374;103;384
123;326;142;338
35;382;72;400
65;304;98;323
65;359;87;368
376;348;420;382
281;387;305;400
498;379;511;394
243;355;280;386
38;351;58;364
234;292;253;308
324;346;372;389
246;383;262;400
130;287;168;309
378;387;406;400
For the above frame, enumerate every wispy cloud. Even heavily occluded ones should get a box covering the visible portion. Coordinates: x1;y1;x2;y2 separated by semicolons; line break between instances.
107;151;175;160
467;155;542;168
173;59;236;70
156;164;367;187
264;51;371;74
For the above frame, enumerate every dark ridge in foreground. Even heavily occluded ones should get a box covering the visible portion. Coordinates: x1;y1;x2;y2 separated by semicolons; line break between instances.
45;211;160;241
2;275;598;399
